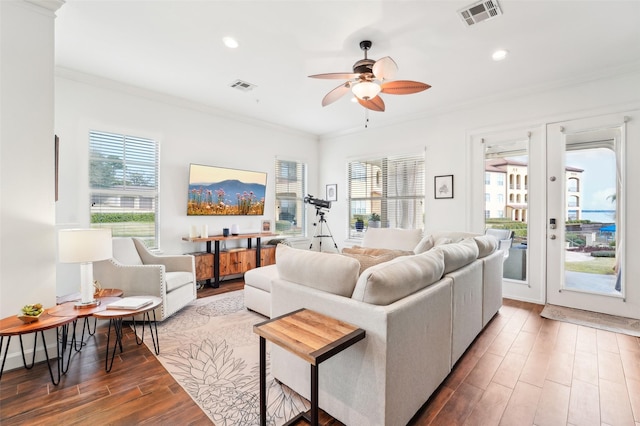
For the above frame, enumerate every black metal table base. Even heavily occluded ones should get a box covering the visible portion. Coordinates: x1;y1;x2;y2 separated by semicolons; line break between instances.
0;325;71;386
104;310;159;372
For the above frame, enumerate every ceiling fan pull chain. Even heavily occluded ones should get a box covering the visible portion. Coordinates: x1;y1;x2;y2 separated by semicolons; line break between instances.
364;109;370;128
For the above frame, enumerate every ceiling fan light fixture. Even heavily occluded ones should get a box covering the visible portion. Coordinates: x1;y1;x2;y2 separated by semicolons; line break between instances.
352;81;381;100
492;49;508;61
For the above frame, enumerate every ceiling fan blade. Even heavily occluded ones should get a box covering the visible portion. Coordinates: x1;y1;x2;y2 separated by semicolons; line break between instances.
309;72;360;80
380;80;431;95
372;56;398;81
322;82;352;107
357;96;385;112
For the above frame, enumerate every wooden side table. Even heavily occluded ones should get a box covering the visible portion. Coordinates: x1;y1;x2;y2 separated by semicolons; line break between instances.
93;296;162;372
0;312;77;385
253;309;366;426
49;296;123;352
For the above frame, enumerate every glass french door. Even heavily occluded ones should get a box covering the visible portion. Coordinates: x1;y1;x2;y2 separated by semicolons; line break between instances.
546;115;625;314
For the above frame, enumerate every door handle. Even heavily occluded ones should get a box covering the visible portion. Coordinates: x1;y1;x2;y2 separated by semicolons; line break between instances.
550;235;556;240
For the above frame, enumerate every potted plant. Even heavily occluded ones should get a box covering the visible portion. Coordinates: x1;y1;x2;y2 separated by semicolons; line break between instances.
368;212;381;228
355;216;365;231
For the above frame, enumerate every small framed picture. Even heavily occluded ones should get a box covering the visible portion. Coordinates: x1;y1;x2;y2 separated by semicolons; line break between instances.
261;220;272;233
434;175;454;199
326;184;337;202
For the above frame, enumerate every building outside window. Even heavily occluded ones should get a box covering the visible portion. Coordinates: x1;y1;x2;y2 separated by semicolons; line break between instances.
348;152;425;238
89;130;159;249
275;158;307;237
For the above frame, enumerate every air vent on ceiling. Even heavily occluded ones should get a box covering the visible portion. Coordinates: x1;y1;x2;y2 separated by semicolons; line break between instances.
229;79;257;92
458;0;502;26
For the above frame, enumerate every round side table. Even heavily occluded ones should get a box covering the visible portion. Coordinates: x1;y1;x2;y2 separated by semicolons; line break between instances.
93;296;162;372
0;312;77;385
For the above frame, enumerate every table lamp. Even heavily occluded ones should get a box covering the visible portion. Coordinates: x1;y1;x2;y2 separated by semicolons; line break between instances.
58;228;113;307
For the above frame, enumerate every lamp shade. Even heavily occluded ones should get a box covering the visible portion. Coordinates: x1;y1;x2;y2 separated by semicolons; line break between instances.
58;229;113;263
352;81;381;100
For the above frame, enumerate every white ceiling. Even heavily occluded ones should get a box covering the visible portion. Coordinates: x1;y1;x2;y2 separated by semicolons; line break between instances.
55;1;640;136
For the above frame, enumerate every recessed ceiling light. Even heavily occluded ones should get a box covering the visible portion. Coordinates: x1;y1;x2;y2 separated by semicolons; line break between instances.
492;49;508;61
223;37;239;49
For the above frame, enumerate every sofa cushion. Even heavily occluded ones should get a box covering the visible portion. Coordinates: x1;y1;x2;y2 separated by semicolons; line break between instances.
413;234;435;254
276;245;360;297
165;271;194;292
244;264;279;293
474;235;498;258
435;237;479;274
342;246;414;256
434;237;453;247
362;228;423;251
351;250;445;305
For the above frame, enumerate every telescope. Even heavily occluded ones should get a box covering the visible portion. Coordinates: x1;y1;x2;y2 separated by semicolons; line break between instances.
304;194;331;210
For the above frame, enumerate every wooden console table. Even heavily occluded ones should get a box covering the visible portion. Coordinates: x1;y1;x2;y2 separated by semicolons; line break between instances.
253;309;366;426
183;232;276;288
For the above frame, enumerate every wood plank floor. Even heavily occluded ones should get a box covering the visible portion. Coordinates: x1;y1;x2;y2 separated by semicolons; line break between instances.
1;281;639;425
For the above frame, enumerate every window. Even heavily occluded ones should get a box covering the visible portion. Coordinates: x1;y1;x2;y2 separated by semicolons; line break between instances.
497;174;504;186
484;173;491;185
497;193;504;203
485;193;491;202
348;152;425;238
275;158;307;237
89;130;159;248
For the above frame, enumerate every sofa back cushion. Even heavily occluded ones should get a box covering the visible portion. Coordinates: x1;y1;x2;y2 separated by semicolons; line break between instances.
413;234;435;254
112;238;143;265
351;250;445;305
276;245;360;297
474;235;498;258
434;237;479;274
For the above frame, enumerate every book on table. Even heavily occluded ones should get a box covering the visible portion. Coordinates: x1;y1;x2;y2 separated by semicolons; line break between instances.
107;297;153;310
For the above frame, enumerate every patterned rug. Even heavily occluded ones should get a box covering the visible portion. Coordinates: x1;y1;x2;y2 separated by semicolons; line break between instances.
140;291;309;425
540;304;640;337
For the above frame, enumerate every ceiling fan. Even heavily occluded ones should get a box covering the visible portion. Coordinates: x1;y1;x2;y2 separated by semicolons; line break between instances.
309;40;431;112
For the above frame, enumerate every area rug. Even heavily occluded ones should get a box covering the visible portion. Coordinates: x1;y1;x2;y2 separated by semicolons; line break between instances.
140;291;309;425
540;304;640;337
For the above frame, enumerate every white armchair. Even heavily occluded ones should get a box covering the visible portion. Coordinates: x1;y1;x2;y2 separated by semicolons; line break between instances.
485;228;513;259
93;237;196;321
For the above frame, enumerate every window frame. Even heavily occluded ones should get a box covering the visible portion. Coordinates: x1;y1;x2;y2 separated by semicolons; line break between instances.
274;158;307;238
347;151;425;239
88;130;160;249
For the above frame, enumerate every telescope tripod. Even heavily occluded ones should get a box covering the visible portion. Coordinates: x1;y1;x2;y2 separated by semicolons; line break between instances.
309;210;338;252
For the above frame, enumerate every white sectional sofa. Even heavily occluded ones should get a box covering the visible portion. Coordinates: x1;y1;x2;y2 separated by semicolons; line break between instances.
244;228;504;426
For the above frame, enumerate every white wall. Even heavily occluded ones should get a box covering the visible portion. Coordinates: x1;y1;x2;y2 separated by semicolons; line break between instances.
0;0;61;369
319;69;640;310
54;73;318;296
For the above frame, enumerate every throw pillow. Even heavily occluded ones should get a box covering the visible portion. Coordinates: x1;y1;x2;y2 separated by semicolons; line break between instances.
361;228;423;251
413;234;434;254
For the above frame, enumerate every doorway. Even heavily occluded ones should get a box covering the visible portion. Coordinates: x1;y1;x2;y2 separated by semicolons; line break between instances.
546;115;625;315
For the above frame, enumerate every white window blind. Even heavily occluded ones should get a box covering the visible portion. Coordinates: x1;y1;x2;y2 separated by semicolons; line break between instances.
348;152;425;238
89;130;159;249
274;158;306;237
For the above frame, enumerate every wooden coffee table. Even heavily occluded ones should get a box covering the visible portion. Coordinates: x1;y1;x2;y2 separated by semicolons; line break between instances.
93;296;162;372
0;312;77;385
253;309;365;426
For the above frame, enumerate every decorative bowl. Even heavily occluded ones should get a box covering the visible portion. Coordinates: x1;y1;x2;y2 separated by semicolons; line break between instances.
18;311;43;323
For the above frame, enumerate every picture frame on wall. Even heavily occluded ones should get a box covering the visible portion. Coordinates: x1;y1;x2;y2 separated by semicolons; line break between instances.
261;220;272;233
326;183;337;202
434;175;454;199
